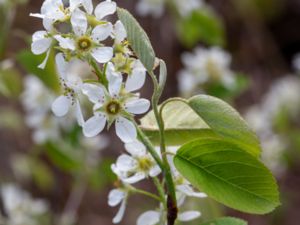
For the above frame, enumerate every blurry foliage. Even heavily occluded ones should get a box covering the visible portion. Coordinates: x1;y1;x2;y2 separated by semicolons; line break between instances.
206;73;249;100
0;66;22;98
88;158;116;190
45;142;82;173
233;0;284;20
176;9;225;48
0;107;23;131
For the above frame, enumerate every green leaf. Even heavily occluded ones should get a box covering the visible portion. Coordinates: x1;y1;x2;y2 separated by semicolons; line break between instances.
174;137;280;214
188;95;261;157
177;9;225;47
201;217;247;225
17;50;60;92
140;100;209;145
117;8;155;72
158;60;167;96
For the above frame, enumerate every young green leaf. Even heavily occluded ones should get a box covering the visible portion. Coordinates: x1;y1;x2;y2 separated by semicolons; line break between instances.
158;59;167;97
201;217;247;225
117;8;156;72
188;95;261;157
174;137;280;214
140;100;210;145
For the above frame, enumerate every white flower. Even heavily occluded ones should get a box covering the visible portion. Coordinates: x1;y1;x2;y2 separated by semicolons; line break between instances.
1;184;48;225
108;187;129;224
54;3;115;63
178;47;235;96
51;53;85;126
82;62;150;142
30;0;93;23
112;140;161;184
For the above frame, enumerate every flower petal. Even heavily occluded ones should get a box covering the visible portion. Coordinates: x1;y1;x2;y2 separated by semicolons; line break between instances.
54;35;76;50
95;0;117;20
91;46;113;63
31;31;52;55
125;61;146;92
106;63;122;97
38;49;51;69
149;165;161;177
124;140;146;157
114;20;127;43
91;23;113;42
115;117;137;143
108;189;125;207
43;18;55;31
112;197;127;224
71;8;88;36
123;172;146;184
114;154;136;171
137;211;160;225
178;211;201;222
55;53;68;79
70;0;93;14
81;83;105;104
125;98;150;115
75;99;84;126
51;95;71;117
83;114;106;137
41;0;65;21
176;184;207;198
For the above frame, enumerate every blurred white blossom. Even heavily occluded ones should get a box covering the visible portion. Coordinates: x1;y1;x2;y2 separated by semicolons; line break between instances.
21;75;61;144
1;184;48;225
245;76;300;174
136;0;203;18
178;47;236;96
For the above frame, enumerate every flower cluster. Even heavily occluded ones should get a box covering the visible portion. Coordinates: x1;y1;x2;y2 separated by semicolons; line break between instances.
22;75;62;144
178;46;236;97
136;0;203;18
108;144;206;224
31;0;150;143
0;184;48;225
30;1;208;225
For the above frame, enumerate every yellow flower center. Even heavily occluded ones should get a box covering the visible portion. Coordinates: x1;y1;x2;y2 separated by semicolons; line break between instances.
138;157;153;172
77;36;92;51
106;100;121;115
